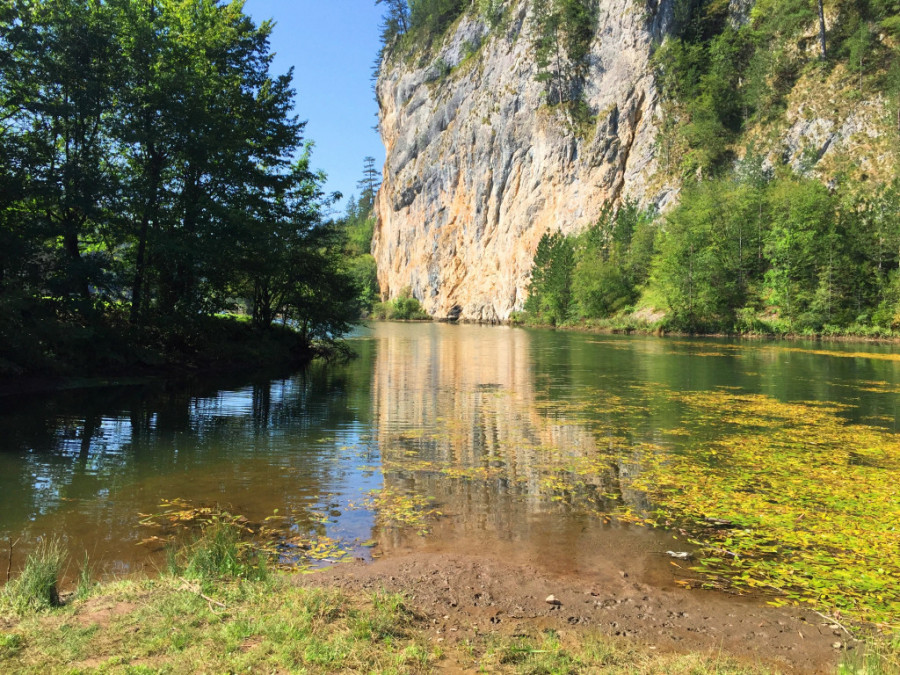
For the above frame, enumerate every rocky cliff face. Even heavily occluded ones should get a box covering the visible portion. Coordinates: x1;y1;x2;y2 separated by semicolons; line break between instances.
372;1;895;322
373;0;674;322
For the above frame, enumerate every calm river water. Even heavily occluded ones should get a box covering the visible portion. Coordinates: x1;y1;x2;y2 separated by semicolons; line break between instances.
1;322;898;583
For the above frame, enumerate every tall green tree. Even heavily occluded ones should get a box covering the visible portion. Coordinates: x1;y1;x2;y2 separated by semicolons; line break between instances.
6;0;120;304
763;176;834;328
524;230;576;325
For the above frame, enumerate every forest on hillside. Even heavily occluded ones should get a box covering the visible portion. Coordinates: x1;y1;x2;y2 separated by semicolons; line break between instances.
0;0;361;376
521;0;900;334
375;0;900;334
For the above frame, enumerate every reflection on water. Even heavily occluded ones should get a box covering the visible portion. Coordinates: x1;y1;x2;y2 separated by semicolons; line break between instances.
0;323;898;585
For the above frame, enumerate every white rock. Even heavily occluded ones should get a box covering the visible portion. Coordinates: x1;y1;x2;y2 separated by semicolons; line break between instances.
666;551;691;560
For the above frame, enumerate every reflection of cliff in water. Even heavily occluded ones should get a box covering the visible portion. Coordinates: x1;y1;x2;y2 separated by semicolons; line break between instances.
369;323;653;552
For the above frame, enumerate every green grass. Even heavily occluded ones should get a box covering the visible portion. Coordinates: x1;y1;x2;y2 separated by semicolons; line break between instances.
1;538;65;614
173;519;268;586
0;577;434;674
840;636;900;675
1;525;892;673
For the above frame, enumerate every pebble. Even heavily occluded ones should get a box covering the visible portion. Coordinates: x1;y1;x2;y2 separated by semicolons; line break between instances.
545;594;562;606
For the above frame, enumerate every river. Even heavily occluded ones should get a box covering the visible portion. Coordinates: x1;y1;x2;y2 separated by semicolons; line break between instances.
1;322;898;598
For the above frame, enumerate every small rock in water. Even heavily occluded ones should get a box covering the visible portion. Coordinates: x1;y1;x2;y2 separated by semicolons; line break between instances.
545;594;562;606
666;551;692;560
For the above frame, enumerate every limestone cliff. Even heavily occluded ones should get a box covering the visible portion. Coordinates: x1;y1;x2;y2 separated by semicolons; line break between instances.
374;0;674;322
372;1;897;322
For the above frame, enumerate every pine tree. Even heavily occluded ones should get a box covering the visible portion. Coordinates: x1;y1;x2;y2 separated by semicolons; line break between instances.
376;0;410;44
357;156;382;211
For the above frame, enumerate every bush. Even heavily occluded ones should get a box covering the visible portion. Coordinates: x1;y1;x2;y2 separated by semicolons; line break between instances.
372;289;430;320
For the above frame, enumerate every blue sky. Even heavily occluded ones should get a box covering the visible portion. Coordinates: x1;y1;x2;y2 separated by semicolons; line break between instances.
244;1;386;216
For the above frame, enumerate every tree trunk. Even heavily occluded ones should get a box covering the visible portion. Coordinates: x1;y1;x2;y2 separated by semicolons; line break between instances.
130;151;163;324
63;215;90;301
817;0;827;59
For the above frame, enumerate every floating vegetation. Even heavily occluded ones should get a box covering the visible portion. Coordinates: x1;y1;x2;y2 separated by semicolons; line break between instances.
138;499;349;571
350;488;441;535
373;374;900;628
618;389;900;626
775;346;900;362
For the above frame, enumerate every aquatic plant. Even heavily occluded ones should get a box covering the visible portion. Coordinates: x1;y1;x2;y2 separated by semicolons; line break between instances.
139;499;348;573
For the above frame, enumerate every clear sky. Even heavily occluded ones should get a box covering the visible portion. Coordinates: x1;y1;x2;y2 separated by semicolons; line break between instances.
244;1;386;216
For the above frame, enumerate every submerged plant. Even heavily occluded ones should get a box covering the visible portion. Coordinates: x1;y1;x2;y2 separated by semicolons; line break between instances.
142;499;347;575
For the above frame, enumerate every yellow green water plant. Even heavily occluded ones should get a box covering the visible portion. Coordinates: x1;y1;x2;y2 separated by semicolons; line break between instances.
615;388;900;627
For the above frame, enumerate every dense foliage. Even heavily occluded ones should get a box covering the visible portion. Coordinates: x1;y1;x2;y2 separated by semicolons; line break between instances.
0;0;359;375
655;0;900;175
524;169;900;333
334;157;381;315
525;201;655;326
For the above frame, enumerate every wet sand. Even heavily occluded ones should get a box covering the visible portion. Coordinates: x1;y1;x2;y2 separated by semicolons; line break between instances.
297;543;845;673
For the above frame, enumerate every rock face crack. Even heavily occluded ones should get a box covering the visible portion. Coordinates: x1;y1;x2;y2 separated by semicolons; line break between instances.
609;88;647;206
374;0;674;321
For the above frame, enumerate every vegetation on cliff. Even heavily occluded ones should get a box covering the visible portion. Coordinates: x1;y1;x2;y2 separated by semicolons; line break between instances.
522;0;900;335
0;0;361;377
523;167;900;334
656;0;900;177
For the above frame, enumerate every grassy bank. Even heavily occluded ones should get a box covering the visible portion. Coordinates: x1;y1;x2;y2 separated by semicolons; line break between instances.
0;525;823;674
510;312;900;343
2;575;784;674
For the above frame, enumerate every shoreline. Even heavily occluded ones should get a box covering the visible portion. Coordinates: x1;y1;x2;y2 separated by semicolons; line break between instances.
0;547;858;674
436;316;900;344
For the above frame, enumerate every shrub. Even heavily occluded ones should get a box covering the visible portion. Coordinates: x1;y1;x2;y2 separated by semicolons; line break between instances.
372;289;430;320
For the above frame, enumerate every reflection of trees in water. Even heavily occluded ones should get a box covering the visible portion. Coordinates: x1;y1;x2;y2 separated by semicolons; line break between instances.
0;346;378;565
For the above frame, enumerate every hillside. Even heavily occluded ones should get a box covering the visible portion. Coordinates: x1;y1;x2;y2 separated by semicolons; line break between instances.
372;0;900;330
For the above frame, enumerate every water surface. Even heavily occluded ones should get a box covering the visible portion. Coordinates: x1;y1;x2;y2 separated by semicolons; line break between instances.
1;323;897;585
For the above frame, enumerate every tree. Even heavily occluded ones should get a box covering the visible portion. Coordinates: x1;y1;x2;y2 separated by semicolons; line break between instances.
524;230;575;324
531;0;597;106
653;180;761;330
570;201;656;319
7;0;120;305
817;0;827;59
763;176;834;328
409;0;466;35
376;0;410;43
357;155;381;212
